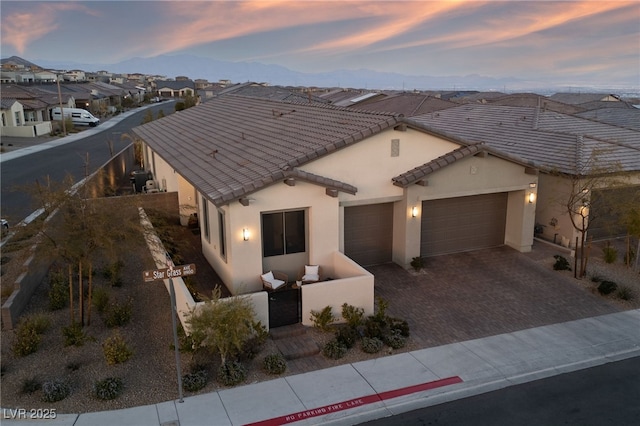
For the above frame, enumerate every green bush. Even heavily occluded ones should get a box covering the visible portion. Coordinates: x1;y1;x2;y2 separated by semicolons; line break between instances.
388;317;410;337
597;280;617;295
103;261;124;287
94;377;124;400
240;321;269;360
12;314;49;357
363;316;386;339
341;303;364;328
262;353;287;375
383;330;407;349
323;339;348;360
104;298;133;328
217;361;247;386
62;322;88;347
335;325;358;349
42;379;70;402
616;286;635;301
553;255;571;271
310;306;336;331
602;245;618;264
48;271;68;310
102;331;133;365
92;287;110;314
183;369;208;392
361;337;383;354
21;376;42;394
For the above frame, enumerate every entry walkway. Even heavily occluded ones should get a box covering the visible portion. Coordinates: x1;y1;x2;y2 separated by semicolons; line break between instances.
3;310;639;425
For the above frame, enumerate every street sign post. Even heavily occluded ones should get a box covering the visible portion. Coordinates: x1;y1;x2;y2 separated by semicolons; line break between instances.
143;260;197;403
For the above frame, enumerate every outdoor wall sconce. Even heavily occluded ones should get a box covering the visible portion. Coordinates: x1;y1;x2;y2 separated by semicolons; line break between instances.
411;206;419;218
529;182;537;188
528;192;536;204
242;228;250;241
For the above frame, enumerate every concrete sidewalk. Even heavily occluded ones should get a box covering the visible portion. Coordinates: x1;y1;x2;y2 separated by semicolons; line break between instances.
3;309;639;425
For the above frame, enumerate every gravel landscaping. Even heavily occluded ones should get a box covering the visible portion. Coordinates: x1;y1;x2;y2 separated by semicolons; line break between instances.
1;225;636;414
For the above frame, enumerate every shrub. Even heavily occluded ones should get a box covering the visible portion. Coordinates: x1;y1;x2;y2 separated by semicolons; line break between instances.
217;361;247;386
103;261;124;287
92;287;110;314
102;331;134;365
21;376;42;394
341;303;364;328
62;322;88;347
335;326;358;349
383;330;407;349
361;337;383;354
602;245;618;264
597;280;617;295
42;379;70;402
616;286;635;301
104;298;133;328
48;271;68;310
310;306;336;331
410;256;424;271
12;314;49;357
388;317;410;337
94;377;124;400
363;316;387;339
553;255;571;271
183;369;208;392
240;321;269;360
323;339;347;360
263;354;287;375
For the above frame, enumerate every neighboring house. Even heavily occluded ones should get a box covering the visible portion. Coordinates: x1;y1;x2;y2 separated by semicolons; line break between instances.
132;95;538;299
0;98;52;137
411;104;640;245
154;80;196;98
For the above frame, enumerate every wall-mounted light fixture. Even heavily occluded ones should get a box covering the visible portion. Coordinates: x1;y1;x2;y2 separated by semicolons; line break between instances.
411;206;419;218
529;182;537;188
528;192;536;204
242;228;250;241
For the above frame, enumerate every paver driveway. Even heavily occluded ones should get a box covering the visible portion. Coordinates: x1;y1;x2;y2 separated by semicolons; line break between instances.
370;243;622;348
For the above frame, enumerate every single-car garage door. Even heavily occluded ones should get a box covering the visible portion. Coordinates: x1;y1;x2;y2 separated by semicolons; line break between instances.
421;193;507;257
345;203;393;266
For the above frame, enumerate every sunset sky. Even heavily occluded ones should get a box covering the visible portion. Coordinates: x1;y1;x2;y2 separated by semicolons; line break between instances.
1;1;638;88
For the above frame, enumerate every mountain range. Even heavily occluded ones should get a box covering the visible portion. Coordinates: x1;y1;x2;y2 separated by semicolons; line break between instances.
8;54;638;94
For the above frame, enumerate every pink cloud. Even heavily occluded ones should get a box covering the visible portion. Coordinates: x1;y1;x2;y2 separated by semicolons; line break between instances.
1;3;100;54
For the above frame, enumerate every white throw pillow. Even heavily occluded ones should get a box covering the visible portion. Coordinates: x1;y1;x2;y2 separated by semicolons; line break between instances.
305;265;319;275
261;271;274;282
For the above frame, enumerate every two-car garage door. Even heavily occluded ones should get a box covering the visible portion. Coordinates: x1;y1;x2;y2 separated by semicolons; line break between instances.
344;193;508;266
421;193;508;257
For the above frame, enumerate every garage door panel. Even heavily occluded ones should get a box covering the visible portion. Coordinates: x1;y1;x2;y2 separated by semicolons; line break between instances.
345;203;393;266
421;193;507;257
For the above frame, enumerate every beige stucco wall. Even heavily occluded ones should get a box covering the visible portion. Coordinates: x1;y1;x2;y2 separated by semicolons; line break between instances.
200;180;341;295
398;153;538;266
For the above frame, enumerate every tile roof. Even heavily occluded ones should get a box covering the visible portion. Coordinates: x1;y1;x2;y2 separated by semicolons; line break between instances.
132;95;399;206
575;108;640;131
347;92;457;116
409;104;640;175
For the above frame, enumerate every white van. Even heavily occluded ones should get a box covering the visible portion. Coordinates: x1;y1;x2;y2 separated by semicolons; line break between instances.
51;107;100;127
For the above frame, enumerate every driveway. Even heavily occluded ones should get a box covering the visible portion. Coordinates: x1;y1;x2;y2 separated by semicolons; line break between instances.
369;243;622;348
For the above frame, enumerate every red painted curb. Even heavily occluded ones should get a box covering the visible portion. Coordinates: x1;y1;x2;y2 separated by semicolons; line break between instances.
245;376;463;426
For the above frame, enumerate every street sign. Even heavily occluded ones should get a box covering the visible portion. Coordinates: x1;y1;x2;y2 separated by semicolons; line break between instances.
143;263;196;282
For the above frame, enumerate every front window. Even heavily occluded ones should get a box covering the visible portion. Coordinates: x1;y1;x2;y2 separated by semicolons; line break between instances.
201;196;210;242
262;210;305;257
